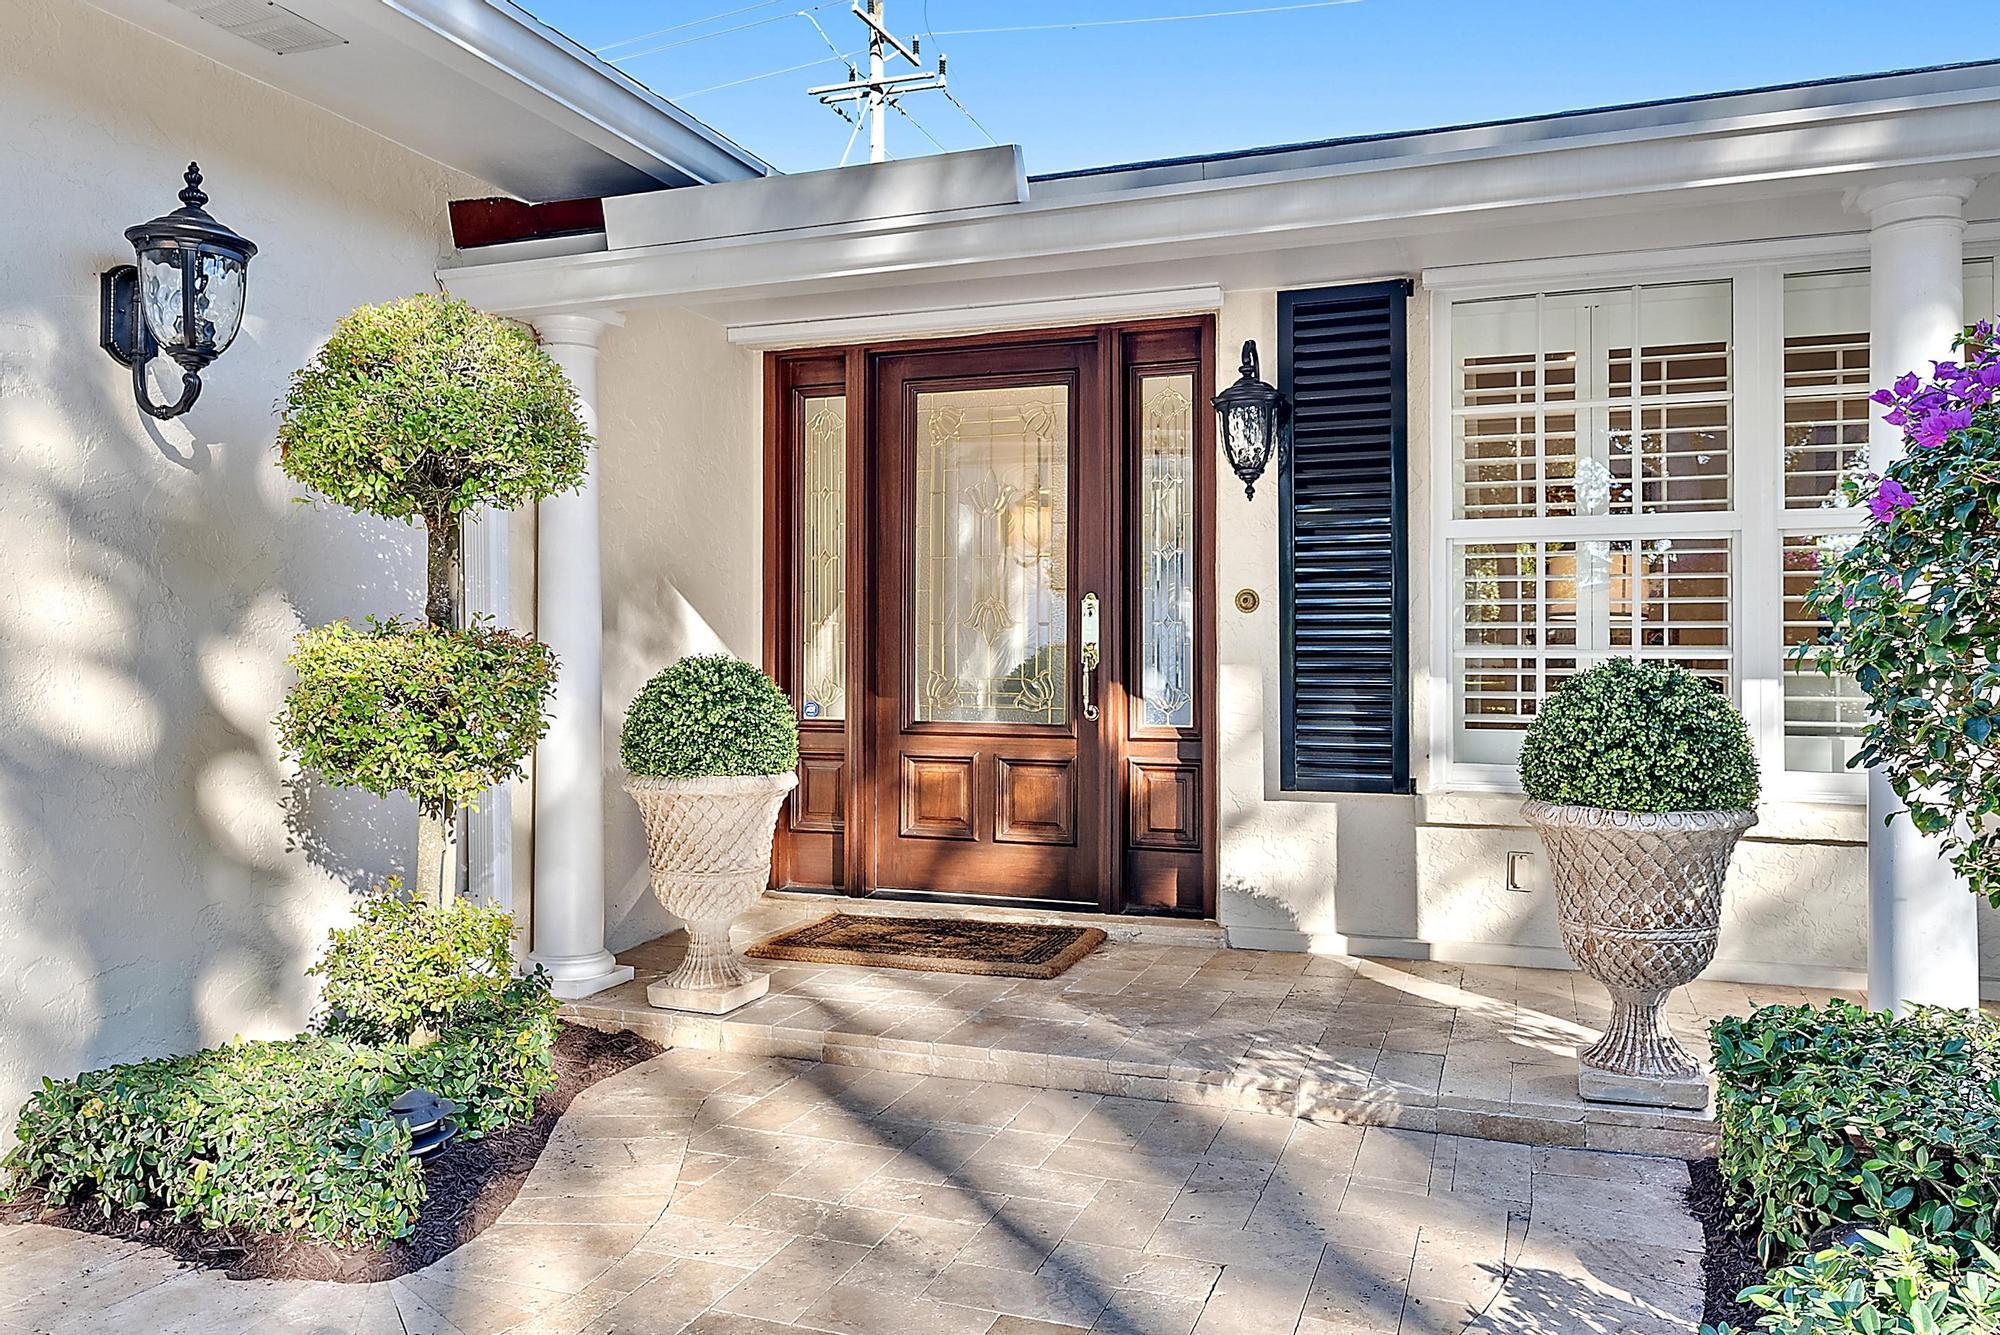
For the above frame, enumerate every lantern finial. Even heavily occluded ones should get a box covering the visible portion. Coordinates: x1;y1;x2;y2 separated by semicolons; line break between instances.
178;162;207;211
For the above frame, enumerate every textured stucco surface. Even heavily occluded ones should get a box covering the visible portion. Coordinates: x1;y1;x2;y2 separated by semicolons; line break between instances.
0;0;484;1138
595;307;763;953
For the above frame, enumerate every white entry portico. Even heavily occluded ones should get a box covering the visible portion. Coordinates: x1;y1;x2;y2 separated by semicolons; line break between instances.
442;64;2000;1006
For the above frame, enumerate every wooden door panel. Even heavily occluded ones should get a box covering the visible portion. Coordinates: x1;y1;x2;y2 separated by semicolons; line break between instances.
792;751;845;834
995;756;1076;846
1128;760;1199;850
900;754;977;840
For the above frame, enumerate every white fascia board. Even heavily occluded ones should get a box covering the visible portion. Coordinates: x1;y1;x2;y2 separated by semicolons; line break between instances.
363;0;771;186
441;89;2000;315
606;147;1025;249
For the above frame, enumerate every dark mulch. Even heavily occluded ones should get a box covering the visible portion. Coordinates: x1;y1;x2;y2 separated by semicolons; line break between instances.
1688;1157;1764;1331
0;1022;662;1282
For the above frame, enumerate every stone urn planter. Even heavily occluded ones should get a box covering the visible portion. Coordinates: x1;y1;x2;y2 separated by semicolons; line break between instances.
1514;658;1763;1112
1522;801;1756;1109
627;772;796;1014
618;654;802;1016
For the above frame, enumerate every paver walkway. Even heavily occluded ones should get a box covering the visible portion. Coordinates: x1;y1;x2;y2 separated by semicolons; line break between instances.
0;1046;1706;1334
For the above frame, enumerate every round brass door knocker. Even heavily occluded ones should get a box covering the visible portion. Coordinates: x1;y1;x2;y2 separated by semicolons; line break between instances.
1233;588;1260;614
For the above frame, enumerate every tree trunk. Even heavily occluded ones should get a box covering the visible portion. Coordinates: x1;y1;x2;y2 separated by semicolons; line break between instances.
414;513;462;907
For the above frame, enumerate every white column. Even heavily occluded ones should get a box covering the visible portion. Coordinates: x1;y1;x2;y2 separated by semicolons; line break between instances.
527;311;633;1000
1855;178;1980;1014
462;504;513;912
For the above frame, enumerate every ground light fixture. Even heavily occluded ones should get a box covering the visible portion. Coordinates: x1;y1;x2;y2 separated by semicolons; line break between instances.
1212;339;1288;499
99;162;258;420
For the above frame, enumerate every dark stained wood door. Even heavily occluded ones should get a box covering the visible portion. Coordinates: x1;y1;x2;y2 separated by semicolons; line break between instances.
766;319;1215;916
868;339;1114;904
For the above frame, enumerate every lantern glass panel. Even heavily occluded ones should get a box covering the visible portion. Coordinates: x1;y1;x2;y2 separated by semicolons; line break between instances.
137;246;247;355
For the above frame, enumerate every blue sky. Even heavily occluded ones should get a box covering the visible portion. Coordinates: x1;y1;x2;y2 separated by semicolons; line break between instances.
519;1;1999;176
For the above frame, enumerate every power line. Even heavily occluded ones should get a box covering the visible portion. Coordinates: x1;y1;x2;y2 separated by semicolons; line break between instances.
593;0;795;54
933;0;1361;38
676;49;861;99
606;3;843;65
890;98;950;154
940;87;998;145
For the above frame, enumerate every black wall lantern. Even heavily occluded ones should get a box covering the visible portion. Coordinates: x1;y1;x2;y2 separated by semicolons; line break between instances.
1212;339;1289;500
100;163;257;420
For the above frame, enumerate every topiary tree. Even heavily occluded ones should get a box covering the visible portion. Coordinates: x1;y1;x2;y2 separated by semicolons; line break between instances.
276;294;587;902
1805;321;2000;905
1519;658;1759;812
276;619;557;898
621;655;799;779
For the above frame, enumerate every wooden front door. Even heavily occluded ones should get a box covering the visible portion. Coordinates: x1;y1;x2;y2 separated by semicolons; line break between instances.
869;339;1110;904
766;320;1215;916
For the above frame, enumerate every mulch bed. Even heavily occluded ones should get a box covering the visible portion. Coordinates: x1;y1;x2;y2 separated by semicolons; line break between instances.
0;1022;661;1283
1688;1157;1764;1331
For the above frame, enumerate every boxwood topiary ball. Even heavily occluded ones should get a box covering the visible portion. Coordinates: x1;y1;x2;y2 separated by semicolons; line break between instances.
1519;659;1758;813
620;655;799;779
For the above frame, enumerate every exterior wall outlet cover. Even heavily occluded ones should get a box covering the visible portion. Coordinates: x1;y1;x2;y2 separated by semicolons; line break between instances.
1506;850;1540;893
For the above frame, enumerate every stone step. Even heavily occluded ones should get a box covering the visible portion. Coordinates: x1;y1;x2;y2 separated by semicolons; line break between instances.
558;997;1718;1161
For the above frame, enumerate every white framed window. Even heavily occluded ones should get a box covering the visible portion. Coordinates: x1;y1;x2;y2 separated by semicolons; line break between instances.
1430;254;1999;799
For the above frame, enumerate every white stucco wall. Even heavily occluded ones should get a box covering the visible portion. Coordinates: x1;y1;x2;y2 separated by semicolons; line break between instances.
0;0;485;1136
594;307;763;952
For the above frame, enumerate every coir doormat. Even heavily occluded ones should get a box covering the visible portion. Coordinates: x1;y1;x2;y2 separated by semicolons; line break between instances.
746;912;1107;979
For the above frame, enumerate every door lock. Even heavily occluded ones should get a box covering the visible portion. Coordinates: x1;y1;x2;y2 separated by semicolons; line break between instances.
1079;592;1101;721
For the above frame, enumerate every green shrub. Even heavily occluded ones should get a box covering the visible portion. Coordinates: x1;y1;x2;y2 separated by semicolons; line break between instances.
2;1037;423;1246
1704;1230;2000;1335
2;896;561;1246
1519;659;1758;811
1711;1000;2000;1264
278;294;587;530
402;979;561;1137
310;888;517;1044
278;618;557;817
620;654;799;779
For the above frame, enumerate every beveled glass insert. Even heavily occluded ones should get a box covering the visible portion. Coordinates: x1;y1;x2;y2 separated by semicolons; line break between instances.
799;393;846;721
913;383;1070;725
1139;374;1195;728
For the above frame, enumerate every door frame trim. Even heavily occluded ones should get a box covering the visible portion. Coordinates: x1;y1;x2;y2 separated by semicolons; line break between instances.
761;315;1218;917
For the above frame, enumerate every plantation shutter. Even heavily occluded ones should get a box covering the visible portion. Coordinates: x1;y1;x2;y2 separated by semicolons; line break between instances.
1279;280;1413;793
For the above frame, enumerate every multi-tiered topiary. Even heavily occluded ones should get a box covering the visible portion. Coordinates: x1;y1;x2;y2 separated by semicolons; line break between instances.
276;294;587;902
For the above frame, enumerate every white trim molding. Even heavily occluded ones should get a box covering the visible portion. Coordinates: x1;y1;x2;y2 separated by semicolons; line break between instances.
724;286;1226;348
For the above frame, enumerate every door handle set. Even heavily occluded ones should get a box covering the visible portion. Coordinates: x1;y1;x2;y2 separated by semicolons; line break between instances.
1079;591;1101;721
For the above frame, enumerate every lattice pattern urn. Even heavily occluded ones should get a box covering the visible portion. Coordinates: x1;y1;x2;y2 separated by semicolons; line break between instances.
1522;801;1756;1109
627;773;797;1014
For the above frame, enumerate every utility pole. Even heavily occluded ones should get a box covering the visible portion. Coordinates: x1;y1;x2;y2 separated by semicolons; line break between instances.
809;1;948;165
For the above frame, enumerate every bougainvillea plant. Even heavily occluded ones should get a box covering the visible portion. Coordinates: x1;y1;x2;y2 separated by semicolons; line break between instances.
1802;320;2000;905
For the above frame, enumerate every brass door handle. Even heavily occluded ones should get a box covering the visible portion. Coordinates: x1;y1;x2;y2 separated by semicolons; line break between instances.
1080;591;1101;722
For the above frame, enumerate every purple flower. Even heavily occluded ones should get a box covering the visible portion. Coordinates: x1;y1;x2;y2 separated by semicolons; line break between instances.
1978;363;2000;388
1867;477;1915;523
1873;388;1899;406
1895;372;1922;397
1883;408;1908;426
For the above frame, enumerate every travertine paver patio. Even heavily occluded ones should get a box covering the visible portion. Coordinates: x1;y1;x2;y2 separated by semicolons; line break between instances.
565;896;1856;1157
0;1045;1709;1334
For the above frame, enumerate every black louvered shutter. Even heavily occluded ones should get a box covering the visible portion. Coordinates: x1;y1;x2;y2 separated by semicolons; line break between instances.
1279;280;1413;793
